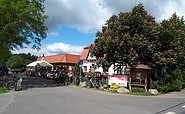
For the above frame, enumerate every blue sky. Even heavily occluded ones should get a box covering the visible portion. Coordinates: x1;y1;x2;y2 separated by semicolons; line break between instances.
13;0;185;56
43;26;95;46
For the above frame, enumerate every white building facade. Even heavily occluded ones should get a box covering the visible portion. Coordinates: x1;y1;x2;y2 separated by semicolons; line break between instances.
80;45;123;75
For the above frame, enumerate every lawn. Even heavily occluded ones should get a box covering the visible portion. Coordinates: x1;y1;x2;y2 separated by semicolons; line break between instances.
0;87;11;94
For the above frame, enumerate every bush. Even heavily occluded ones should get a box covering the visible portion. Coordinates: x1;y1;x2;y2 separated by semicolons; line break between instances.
153;68;185;93
131;87;145;93
109;83;124;92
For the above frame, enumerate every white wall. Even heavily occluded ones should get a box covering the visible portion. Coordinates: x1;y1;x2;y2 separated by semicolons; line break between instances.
81;60;125;75
82;60;96;72
81;53;126;75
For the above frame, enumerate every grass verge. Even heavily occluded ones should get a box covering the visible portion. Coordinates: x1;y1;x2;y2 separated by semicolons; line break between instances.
0;87;11;94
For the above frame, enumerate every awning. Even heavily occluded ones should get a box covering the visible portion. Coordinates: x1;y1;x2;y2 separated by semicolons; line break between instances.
27;60;53;67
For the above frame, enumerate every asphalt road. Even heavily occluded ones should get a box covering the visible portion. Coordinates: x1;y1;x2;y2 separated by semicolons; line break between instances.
1;75;185;114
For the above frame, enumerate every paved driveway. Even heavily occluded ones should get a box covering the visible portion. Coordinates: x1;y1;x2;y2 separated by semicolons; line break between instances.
1;74;185;114
1;86;184;114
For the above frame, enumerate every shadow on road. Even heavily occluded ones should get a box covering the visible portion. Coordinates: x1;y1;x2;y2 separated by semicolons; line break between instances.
7;73;63;91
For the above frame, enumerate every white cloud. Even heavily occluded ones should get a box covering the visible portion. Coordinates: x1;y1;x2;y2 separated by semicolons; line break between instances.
12;42;84;56
46;42;84;55
12;0;185;57
102;0;183;22
158;0;185;21
44;0;185;34
44;0;112;33
47;32;61;36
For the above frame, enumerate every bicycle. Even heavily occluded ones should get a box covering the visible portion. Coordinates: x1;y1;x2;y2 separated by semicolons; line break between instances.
88;77;102;89
72;76;80;85
2;79;17;90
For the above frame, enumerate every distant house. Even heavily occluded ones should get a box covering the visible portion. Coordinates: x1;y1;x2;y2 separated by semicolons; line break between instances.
37;54;80;72
80;44;120;75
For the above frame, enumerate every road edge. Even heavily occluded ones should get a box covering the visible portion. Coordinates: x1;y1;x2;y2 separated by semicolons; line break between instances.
0;91;14;114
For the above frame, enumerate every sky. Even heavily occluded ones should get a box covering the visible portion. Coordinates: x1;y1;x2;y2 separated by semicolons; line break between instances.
13;0;185;56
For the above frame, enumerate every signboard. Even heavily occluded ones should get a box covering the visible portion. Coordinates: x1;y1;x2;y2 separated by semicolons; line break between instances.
136;73;141;79
68;66;73;73
108;75;128;87
79;60;83;65
79;60;83;67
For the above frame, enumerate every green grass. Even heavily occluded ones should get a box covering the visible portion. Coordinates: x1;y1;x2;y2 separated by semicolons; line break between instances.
0;87;11;94
68;83;77;86
128;87;158;96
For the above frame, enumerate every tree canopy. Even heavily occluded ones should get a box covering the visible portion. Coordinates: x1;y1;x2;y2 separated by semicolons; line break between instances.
0;46;12;67
90;4;185;73
159;14;185;67
0;0;48;51
74;63;83;76
6;53;38;69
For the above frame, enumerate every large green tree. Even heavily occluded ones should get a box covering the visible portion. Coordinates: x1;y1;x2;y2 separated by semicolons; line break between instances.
0;0;48;53
0;46;12;67
5;53;38;69
90;4;159;73
157;13;185;67
90;4;185;74
14;53;38;62
6;55;31;69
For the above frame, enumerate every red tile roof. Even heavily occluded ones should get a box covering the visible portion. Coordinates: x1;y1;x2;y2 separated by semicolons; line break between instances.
80;44;95;60
83;44;95;49
37;54;80;64
80;48;89;60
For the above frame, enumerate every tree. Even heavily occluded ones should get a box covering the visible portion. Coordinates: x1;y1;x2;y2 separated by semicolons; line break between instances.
14;53;38;61
156;13;185;67
6;55;31;69
0;0;48;51
90;4;185;74
90;4;159;74
0;46;12;67
74;63;83;76
5;53;38;69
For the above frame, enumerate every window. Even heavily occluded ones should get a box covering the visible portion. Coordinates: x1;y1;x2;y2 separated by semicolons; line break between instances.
83;66;87;72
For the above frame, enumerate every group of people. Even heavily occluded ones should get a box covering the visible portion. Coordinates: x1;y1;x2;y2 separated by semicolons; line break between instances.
45;70;71;85
27;66;72;85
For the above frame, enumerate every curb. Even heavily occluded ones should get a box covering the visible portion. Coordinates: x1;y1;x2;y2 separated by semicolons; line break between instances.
0;91;14;114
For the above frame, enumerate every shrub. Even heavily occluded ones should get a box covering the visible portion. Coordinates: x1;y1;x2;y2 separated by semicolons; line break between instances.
74;63;83;76
109;83;124;92
131;87;145;93
153;68;185;93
